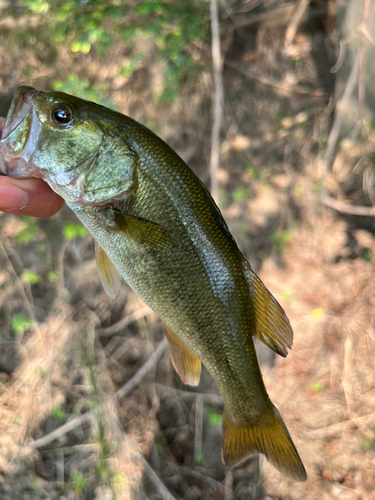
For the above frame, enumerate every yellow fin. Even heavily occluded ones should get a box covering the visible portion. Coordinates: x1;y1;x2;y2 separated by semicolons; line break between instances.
164;323;201;386
222;405;306;481
243;261;293;357
112;213;173;247
95;242;121;299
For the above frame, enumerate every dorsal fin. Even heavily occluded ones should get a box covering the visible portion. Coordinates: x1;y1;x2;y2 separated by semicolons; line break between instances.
163;323;201;386
95;242;122;299
242;261;293;357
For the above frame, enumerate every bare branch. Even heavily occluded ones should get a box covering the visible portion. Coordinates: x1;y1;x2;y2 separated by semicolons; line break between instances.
132;449;177;500
210;0;224;203
322;3;375;217
28;413;94;451
325;3;375;176
193;394;204;463
358;0;371;127
284;0;310;52
225;60;325;97
321;193;375;217
324;51;360;176
115;337;168;400
221;3;327;33
97;306;155;337
28;338;168;450
154;383;223;405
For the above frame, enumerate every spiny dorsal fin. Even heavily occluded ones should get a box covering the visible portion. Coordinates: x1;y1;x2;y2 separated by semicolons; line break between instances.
242;261;293;357
222;404;306;481
164;323;201;386
95;242;121;299
112;213;174;248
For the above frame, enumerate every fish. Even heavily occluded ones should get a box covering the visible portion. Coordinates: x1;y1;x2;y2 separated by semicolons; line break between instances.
0;86;306;481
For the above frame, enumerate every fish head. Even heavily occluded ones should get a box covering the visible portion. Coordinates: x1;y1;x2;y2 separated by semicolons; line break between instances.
0;86;136;206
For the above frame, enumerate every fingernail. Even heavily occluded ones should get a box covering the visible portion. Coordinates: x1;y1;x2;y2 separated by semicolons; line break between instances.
0;185;28;210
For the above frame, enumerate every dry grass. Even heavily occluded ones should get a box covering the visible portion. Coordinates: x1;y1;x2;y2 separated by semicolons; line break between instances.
1;2;375;499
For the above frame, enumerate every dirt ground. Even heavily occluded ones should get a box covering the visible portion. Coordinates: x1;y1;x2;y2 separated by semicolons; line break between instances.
0;1;374;499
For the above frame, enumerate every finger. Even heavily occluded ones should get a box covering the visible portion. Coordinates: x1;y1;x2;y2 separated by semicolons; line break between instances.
0;117;5;130
0;177;64;217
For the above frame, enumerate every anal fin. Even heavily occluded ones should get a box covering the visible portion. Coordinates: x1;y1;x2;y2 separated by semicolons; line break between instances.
95;242;121;299
242;260;293;357
164;323;201;386
222;405;306;481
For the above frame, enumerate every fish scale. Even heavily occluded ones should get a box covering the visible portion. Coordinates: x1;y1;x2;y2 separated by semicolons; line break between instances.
0;86;306;481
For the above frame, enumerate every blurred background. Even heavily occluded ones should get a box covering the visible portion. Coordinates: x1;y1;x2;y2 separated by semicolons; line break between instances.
0;0;375;498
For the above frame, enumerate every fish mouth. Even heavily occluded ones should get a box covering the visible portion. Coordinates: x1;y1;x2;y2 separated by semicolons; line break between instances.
0;86;42;177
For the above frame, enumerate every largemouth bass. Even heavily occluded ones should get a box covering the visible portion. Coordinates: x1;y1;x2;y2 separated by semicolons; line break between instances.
0;86;306;481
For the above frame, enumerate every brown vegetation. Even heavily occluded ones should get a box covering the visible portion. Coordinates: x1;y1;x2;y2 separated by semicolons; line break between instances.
0;1;374;499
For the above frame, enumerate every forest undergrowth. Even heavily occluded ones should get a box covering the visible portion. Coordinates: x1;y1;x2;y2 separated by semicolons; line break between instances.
0;1;374;499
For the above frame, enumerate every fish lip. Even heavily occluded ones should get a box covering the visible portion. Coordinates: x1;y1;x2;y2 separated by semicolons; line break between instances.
0;86;42;177
1;88;36;142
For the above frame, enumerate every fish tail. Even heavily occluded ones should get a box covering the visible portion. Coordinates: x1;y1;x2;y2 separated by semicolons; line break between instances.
222;404;306;481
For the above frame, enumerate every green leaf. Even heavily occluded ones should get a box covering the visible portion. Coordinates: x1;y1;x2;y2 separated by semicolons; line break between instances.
25;0;50;14
63;222;88;241
51;406;65;421
11;314;32;335
362;437;372;452
15;224;39;245
232;188;248;202
311;381;324;392
206;407;222;426
73;472;87;494
37;367;51;378
21;269;40;284
47;271;59;283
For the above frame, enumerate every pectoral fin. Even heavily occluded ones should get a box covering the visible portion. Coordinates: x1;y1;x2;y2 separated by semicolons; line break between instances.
242;261;293;357
112;213;174;248
164;323;201;386
95;242;122;299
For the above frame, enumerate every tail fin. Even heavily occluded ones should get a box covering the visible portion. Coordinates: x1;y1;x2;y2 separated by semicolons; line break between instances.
222;405;306;481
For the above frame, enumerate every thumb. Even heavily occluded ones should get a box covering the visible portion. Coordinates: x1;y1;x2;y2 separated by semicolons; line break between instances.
0;177;65;218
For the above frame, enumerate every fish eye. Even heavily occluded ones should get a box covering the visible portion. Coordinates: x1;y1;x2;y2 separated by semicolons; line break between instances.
51;105;73;125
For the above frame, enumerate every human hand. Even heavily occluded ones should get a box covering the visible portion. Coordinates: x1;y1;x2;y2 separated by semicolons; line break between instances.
0;116;64;217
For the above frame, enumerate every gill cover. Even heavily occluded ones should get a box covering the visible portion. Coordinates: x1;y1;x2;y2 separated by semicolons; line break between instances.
1;86;138;206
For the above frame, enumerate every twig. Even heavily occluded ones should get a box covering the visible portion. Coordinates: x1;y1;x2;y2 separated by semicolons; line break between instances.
97;306;155;337
342;337;375;441
154;383;223;405
321;4;375;217
221;3;327;33
358;0;371;127
115;337;168;400
284;0;310;52
225;60;325;97
194;394;204;463
28;338;168;450
0;15;41;30
324;51;360;176
324;4;375;176
0;239;36;319
321;193;375;217
306;412;375;437
330;33;359;74
177;465;234;499
28;413;94;450
132;449;177;500
210;0;223;203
